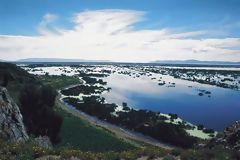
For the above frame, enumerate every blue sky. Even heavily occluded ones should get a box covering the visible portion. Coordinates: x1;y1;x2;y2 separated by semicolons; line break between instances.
0;0;240;61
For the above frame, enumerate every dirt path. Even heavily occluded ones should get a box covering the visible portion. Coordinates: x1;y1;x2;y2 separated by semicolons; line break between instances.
56;95;174;150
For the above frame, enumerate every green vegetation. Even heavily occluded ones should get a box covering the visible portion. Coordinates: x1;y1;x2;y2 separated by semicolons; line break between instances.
6;81;22;103
0;63;64;145
0;138;54;160
1;138;239;160
0;63;139;152
56;107;136;152
0;62;37;102
82;76;107;85
64;95;198;148
36;74;138;152
0;138;169;160
19;84;63;144
1;63;240;159
78;72;109;77
163;155;175;160
61;85;106;96
178;148;240;160
60;147;168;160
38;75;80;90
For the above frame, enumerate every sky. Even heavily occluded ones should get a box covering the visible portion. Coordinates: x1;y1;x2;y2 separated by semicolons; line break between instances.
0;0;240;62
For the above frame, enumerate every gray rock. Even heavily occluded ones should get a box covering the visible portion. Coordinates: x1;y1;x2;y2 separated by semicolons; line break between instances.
0;87;29;142
208;120;240;151
35;155;60;160
35;156;82;160
35;136;53;149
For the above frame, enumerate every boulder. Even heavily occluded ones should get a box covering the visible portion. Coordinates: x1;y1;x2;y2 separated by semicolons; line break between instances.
35;136;53;149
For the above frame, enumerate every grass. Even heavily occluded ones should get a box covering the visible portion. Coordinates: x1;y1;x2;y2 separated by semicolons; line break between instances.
7;74;137;152
179;148;240;160
0;138;55;160
6;81;22;103
39;75;137;152
38;75;80;90
56;107;136;152
2;72;155;158
6;74;80;102
0;138;168;160
1;135;239;160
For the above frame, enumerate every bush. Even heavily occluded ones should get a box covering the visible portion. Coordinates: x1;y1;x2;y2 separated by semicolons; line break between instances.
203;128;214;134
197;124;204;130
0;138;54;160
171;148;182;156
19;84;63;144
163;155;174;160
180;148;240;160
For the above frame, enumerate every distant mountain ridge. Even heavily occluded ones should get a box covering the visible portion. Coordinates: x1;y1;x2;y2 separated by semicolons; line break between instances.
6;58;240;65
151;59;240;65
17;58;112;63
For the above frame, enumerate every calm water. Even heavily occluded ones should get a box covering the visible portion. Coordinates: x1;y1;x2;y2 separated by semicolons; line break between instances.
102;73;240;131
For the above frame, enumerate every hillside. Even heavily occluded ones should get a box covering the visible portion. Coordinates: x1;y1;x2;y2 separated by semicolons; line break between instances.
0;62;138;151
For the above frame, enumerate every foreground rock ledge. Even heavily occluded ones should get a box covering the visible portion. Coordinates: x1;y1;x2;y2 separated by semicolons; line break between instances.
0;87;29;142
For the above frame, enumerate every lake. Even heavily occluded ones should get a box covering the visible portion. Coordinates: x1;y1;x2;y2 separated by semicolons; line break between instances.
101;71;240;131
22;65;240;131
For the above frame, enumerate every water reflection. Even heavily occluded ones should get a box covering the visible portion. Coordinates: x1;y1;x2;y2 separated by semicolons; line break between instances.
102;73;240;131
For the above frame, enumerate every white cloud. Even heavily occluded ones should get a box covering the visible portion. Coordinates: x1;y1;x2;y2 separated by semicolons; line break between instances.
38;13;58;35
0;9;240;62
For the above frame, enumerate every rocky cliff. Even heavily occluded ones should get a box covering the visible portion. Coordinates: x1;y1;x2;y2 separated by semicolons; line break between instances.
205;121;240;151
0;87;29;142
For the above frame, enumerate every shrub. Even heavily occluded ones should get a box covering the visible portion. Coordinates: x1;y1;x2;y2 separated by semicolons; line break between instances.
171;148;182;156
163;155;174;160
19;84;63;144
0;138;54;160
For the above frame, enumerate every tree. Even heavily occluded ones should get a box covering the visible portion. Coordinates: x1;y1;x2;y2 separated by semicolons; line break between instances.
0;70;9;87
19;84;63;144
2;73;9;87
41;85;57;107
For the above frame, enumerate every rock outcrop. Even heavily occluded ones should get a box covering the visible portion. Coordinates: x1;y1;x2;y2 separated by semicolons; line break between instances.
0;87;29;142
218;121;240;150
35;136;53;149
207;121;240;151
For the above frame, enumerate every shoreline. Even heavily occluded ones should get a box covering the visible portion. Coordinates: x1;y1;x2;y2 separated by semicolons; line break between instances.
56;94;174;150
59;83;215;140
